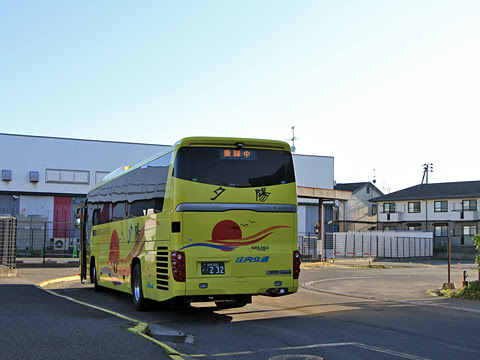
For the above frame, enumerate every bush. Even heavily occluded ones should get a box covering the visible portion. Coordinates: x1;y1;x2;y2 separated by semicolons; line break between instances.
440;281;480;301
473;234;480;265
439;235;480;301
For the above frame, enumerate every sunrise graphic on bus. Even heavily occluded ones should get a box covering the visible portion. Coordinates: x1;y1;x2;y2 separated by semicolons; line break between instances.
179;220;290;252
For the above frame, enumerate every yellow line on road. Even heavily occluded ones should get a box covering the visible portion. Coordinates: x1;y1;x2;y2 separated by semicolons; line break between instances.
35;276;433;360
36;277;185;360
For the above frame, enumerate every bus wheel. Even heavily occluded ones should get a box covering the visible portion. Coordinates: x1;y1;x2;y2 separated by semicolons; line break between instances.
92;262;102;292
132;264;146;311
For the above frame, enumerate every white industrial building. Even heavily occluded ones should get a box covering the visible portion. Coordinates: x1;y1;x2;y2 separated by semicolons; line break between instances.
0;133;349;256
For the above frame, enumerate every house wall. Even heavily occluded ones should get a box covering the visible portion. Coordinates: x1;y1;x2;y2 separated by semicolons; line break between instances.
377;198;479;246
337;184;382;232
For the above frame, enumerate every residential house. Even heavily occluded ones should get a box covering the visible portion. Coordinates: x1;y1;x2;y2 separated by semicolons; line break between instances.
334;182;383;232
370;181;480;248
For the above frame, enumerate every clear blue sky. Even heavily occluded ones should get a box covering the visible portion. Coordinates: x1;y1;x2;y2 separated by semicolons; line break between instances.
1;1;479;192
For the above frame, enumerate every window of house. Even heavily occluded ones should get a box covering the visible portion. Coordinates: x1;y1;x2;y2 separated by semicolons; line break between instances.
462;225;477;245
434;224;448;237
383;203;396;213
383;226;396;231
434;201;448;212
463;225;477;236
407;223;421;231
408;202;421;213
371;204;377;216
366;186;370;194
462;200;477;211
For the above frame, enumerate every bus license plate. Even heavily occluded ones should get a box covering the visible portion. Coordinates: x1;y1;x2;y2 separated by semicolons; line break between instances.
201;262;225;275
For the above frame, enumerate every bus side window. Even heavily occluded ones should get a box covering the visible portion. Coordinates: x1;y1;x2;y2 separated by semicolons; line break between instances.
92;209;100;226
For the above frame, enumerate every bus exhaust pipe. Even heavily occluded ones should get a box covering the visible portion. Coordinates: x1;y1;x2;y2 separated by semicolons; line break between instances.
266;288;288;296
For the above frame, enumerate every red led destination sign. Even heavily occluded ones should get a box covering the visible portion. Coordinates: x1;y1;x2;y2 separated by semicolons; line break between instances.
219;149;257;160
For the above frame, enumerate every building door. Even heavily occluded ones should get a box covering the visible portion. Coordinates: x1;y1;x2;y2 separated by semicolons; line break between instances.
54;197;71;239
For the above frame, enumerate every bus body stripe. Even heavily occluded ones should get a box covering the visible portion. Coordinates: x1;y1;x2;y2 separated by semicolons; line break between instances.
175;203;297;213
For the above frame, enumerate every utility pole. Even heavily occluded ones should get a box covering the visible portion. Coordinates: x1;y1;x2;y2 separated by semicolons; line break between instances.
421;163;433;184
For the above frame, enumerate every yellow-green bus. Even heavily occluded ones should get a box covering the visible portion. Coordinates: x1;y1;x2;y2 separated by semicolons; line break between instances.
77;137;300;310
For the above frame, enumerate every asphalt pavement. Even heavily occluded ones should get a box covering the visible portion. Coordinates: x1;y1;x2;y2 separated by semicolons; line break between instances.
5;258;480;311
2;258;480;360
0;263;173;360
301;259;480;313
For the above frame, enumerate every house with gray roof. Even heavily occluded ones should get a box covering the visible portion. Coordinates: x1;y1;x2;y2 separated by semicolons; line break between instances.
370;180;480;248
334;182;383;232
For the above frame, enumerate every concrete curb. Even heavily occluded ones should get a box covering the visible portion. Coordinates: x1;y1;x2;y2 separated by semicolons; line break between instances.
35;275;188;360
36;275;80;288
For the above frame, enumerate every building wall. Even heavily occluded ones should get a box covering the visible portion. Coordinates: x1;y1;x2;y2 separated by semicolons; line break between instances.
337;184;381;232
292;154;334;189
377;198;479;246
18;195;54;218
0;133;169;196
298;200;320;234
293;154;335;238
0;194;19;215
1;134;337;235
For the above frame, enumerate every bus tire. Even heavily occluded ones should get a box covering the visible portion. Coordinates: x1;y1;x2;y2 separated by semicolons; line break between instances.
92;261;102;293
132;263;147;311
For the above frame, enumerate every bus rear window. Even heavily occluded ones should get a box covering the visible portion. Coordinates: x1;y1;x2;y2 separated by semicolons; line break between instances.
173;147;295;187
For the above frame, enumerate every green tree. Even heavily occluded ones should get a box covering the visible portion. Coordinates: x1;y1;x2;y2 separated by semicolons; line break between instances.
474;234;480;263
473;234;480;281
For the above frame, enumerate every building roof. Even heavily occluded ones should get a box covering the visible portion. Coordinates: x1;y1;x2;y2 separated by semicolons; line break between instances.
370;180;480;202
335;182;370;192
335;182;383;195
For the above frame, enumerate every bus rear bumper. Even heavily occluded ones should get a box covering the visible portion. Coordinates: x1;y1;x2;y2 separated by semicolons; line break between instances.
184;276;297;297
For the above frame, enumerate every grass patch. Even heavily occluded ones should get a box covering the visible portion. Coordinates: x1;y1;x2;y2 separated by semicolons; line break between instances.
438;280;480;301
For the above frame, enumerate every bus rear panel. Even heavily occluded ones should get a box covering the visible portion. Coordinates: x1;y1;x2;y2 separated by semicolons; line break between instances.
81;137;300;310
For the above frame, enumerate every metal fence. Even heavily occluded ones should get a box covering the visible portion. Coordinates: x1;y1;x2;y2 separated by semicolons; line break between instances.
297;231;434;261
15;216;79;259
329;232;433;260
0;216;17;269
298;233;319;261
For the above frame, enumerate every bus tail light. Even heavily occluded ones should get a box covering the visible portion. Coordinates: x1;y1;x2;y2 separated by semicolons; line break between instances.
293;250;301;279
171;251;186;282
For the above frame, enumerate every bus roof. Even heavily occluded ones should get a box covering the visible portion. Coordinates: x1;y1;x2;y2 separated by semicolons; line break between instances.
89;137;292;192
175;137;292;151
